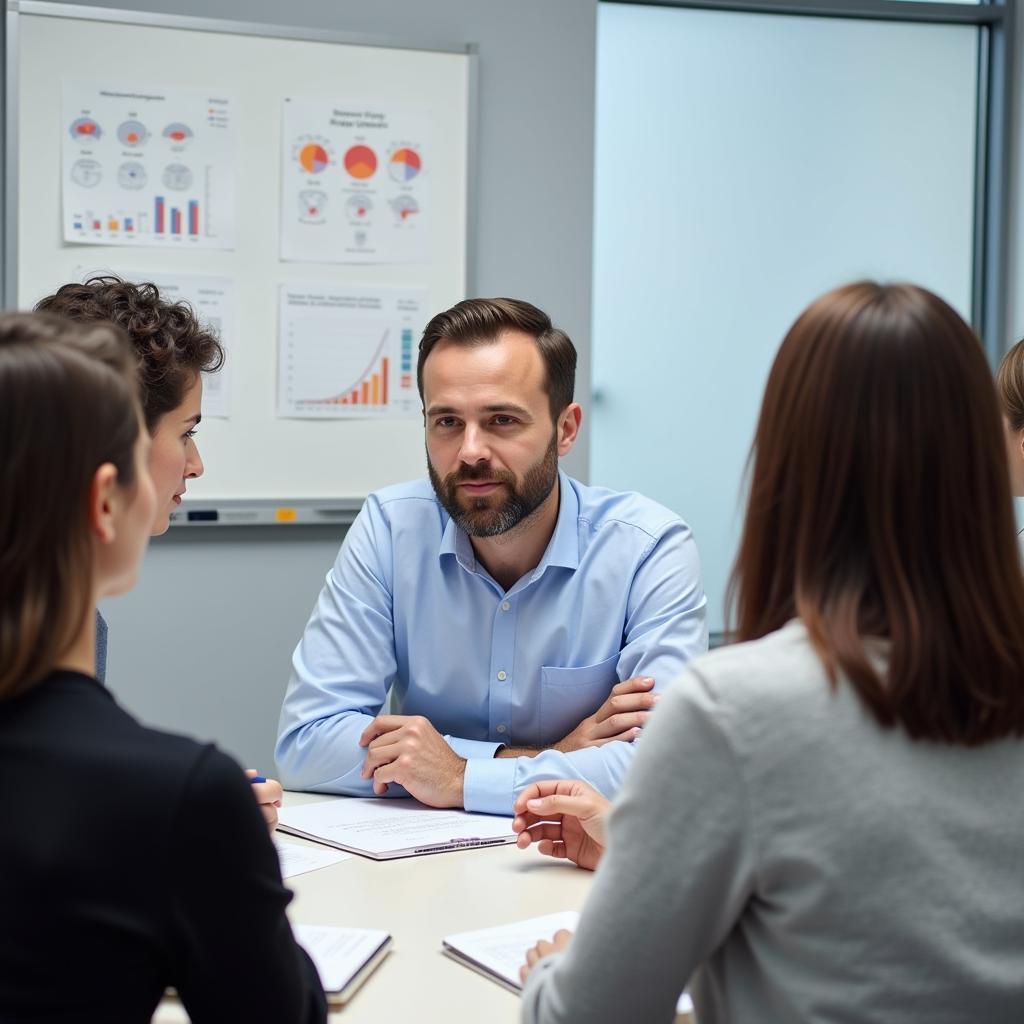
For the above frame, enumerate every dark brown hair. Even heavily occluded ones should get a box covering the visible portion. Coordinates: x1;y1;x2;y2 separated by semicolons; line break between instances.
35;275;224;430
996;337;1024;432
418;298;576;420
0;313;140;699
728;281;1024;744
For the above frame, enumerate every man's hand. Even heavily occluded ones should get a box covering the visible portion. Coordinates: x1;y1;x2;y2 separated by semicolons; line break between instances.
553;676;658;753
358;715;467;808
245;769;283;834
519;929;574;984
512;778;610;871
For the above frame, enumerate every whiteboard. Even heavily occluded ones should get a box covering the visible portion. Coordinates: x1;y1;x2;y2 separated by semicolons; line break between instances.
6;2;474;502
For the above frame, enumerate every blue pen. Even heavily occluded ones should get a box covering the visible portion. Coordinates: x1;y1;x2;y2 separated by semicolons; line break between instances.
249;774;267;784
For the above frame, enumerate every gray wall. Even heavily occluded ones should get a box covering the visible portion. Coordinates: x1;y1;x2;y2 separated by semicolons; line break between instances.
50;0;599;771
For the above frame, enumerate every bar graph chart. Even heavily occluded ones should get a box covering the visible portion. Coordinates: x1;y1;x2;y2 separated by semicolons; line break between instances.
278;285;426;419
154;196;200;237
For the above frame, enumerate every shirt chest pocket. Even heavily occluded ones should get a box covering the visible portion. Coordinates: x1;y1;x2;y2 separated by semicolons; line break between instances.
539;653;620;744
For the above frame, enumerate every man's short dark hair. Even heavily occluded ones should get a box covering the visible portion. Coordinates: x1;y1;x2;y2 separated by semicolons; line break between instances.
35;275;224;430
417;298;576;421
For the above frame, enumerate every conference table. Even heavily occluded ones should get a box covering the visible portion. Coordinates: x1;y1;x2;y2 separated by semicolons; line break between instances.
154;792;695;1024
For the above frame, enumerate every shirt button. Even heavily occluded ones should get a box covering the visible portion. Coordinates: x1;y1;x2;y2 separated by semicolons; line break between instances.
497;670;507;681
497;724;507;734
501;601;510;611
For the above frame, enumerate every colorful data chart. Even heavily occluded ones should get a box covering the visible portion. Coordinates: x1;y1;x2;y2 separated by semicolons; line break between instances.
389;147;422;183
390;195;419;222
286;321;394;409
163;122;193;148
299;143;330;175
117;120;148;147
344;145;377;180
69;117;102;142
71;212;141;234
332;353;390;407
154;195;200;236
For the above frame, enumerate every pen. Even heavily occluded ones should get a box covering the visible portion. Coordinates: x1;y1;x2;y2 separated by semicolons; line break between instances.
250;775;267;784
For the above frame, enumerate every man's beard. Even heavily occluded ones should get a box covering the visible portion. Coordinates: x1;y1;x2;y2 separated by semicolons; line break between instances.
428;435;559;538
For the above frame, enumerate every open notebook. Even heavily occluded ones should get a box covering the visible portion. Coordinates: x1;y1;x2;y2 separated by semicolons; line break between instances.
294;925;392;1007
277;797;515;860
162;926;390;1011
443;911;694;1016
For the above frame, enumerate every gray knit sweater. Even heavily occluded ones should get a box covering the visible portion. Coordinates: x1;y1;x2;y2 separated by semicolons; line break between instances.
522;619;1024;1023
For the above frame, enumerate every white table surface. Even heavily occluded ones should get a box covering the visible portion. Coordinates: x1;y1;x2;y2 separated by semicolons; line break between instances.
155;791;694;1023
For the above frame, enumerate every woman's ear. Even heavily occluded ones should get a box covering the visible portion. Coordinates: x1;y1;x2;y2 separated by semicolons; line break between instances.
88;463;120;544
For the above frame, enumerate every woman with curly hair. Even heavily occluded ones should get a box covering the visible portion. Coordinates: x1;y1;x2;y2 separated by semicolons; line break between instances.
36;276;283;829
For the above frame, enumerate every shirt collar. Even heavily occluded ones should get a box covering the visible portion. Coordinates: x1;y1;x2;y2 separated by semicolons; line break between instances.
437;468;580;574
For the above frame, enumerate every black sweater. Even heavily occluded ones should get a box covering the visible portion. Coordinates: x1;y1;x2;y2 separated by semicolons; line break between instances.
0;670;326;1023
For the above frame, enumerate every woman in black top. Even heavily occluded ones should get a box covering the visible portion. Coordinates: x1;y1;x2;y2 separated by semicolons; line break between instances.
36;275;284;829
0;313;326;1023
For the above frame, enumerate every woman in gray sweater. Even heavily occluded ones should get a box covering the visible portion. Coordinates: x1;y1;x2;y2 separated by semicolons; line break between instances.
516;281;1024;1024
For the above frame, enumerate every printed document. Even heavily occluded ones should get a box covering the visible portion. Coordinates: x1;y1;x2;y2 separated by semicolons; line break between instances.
277;797;515;860
443;911;694;1015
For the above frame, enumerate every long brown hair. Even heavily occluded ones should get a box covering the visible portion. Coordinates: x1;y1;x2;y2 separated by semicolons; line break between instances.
728;281;1024;744
996;337;1024;431
36;276;224;430
0;313;140;698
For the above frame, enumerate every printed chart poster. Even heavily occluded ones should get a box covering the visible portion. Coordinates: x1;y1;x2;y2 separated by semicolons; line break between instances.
280;98;431;264
148;274;234;419
278;284;427;419
74;265;234;418
62;82;235;250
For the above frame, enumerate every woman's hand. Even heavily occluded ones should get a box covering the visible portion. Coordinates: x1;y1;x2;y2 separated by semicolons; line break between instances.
245;769;283;834
519;929;573;984
512;779;610;871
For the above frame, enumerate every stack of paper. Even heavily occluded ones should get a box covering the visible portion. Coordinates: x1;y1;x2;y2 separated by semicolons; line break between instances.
443;911;694;1015
277;797;515;860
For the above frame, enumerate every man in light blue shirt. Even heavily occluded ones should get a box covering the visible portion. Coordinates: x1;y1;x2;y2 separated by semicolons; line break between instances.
276;298;707;815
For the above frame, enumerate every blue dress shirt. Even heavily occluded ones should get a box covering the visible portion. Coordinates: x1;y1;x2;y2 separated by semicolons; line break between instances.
276;471;707;814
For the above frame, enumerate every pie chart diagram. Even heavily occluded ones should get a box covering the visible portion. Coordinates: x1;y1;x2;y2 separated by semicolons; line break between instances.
117;120;149;147
299;143;330;175
69;117;102;142
118;161;147;190
344;145;377;180
70;158;103;188
163;123;194;147
389;147;422;183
